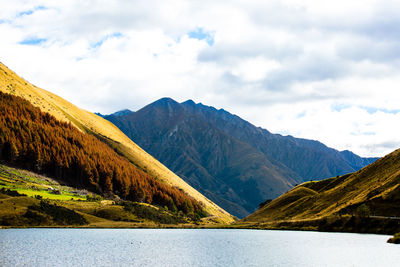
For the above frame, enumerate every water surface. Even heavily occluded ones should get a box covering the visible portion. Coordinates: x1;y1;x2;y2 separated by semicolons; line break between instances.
1;229;399;266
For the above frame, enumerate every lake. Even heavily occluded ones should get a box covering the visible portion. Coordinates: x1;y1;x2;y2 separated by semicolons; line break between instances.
0;229;399;266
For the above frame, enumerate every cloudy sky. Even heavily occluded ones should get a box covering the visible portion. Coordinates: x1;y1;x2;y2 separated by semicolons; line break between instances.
1;0;400;157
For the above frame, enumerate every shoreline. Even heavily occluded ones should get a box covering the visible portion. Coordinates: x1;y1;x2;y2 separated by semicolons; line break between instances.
0;222;397;236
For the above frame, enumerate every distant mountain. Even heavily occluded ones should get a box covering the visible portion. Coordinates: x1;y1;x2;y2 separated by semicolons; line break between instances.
339;150;379;170
104;98;378;217
0;62;234;223
244;147;400;234
95;109;133;118
113;109;133;116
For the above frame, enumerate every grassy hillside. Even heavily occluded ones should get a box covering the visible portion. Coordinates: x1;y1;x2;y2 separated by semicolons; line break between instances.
1;92;208;217
0;164;220;227
0;164;87;201
0;62;234;223
242;148;400;234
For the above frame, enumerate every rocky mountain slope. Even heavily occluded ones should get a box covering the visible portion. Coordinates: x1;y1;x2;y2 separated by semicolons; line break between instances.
104;98;377;217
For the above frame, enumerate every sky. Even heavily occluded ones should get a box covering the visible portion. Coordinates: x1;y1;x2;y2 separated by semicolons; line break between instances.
1;0;400;157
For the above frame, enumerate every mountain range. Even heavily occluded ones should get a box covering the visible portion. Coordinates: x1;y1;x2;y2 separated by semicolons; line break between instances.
103;98;378;217
2;60;398;235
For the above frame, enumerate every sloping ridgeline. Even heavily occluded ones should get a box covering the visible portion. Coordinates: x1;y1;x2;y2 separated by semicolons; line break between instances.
0;62;233;223
104;98;377;218
0;92;204;217
244;147;400;234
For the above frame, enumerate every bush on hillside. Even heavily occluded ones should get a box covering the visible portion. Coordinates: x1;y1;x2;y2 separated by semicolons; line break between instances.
123;201;187;224
27;200;87;225
0;187;26;197
388;233;400;244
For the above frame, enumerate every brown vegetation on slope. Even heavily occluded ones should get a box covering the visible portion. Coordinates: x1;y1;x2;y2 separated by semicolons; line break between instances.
0;62;233;223
0;92;203;215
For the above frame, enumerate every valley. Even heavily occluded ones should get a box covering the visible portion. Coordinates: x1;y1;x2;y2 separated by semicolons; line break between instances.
0;62;399;241
2;2;400;267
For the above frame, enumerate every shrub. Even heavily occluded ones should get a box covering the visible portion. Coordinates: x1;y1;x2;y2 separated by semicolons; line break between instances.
258;199;272;209
28;200;87;225
388;233;400;244
123;201;186;224
356;204;371;218
0;187;26;197
86;194;102;202
23;209;48;225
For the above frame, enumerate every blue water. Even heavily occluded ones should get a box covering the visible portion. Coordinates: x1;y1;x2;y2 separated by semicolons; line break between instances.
0;229;399;266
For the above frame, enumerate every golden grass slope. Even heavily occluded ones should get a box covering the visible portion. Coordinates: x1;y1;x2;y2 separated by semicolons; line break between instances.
0;62;234;223
245;148;400;223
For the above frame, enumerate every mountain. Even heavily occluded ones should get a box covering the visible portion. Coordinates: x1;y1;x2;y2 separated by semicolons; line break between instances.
339;150;379;170
96;109;133;118
104;98;378;218
243;147;400;234
0;62;234;223
111;109;134;117
0;92;206;218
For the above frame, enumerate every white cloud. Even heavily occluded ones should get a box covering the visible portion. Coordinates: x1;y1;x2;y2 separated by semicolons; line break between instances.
231;57;281;82
1;0;400;157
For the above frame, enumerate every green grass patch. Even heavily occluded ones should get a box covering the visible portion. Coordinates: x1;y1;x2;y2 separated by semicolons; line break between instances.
0;182;85;201
15;189;86;201
0;164;88;201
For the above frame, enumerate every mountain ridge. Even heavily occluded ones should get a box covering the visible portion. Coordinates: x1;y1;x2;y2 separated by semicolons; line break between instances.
104;98;378;217
178;99;378;180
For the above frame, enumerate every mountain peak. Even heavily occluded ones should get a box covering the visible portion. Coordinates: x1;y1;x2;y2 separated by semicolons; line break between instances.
111;109;133;116
181;99;196;106
137;97;184;119
153;97;179;106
